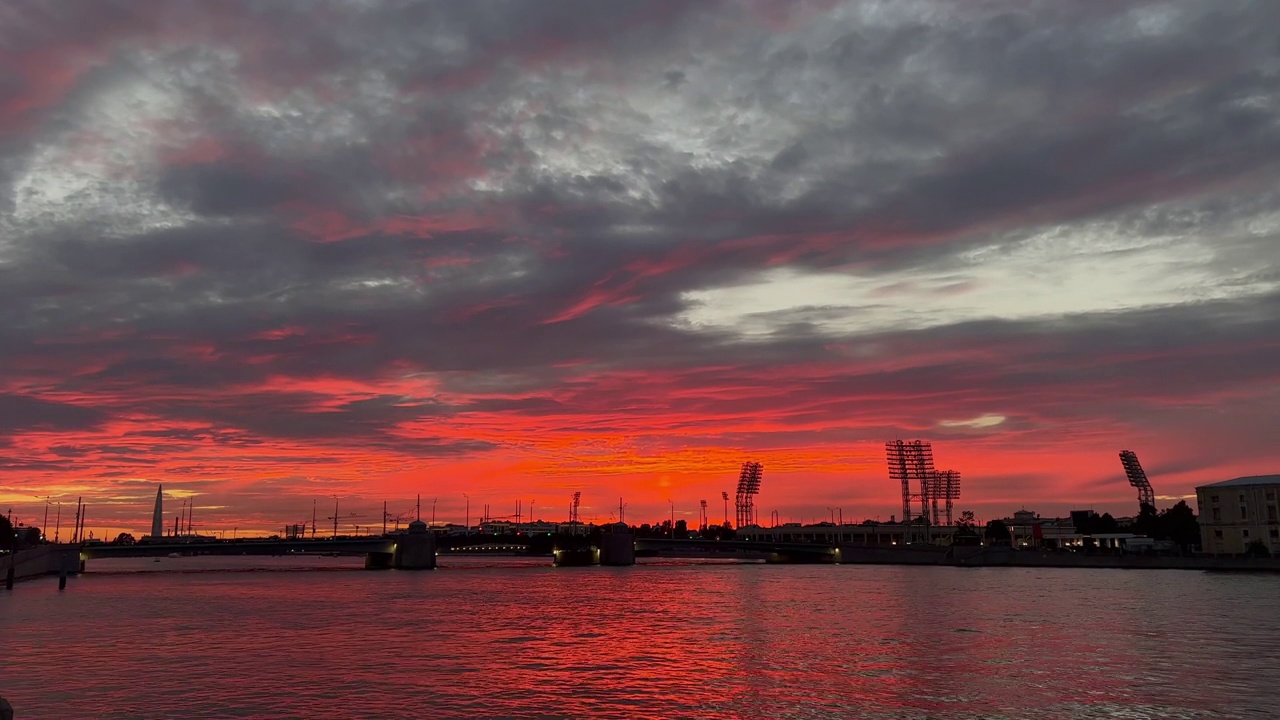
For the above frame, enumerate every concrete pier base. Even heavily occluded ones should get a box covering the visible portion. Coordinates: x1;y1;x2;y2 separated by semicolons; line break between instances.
553;547;599;566
392;520;437;570
7;545;82;583
364;552;394;570
599;532;636;566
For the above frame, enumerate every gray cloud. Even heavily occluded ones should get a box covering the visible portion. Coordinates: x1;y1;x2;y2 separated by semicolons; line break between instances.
1;0;1278;509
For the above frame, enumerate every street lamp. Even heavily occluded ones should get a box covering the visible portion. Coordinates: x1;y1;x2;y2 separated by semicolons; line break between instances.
463;493;470;535
38;496;52;543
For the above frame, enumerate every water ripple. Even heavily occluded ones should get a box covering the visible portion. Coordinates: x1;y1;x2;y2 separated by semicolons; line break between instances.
1;558;1278;718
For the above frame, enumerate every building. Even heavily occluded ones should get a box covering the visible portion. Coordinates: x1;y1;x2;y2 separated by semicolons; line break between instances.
1196;475;1280;555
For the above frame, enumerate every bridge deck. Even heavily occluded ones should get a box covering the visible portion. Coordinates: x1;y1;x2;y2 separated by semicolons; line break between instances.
81;538;396;560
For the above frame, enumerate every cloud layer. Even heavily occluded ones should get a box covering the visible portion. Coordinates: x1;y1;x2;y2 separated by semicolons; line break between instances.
2;1;1279;534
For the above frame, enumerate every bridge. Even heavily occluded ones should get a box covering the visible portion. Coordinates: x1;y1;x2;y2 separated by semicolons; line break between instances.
635;537;838;563
7;532;858;587
81;537;397;560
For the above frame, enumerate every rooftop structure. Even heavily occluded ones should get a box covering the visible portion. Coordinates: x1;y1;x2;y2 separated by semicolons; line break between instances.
1198;474;1280;488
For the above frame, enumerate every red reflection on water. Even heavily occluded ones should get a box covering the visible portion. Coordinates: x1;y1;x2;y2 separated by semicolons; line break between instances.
1;560;1276;719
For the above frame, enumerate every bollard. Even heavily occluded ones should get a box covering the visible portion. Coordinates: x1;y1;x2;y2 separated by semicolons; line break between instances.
59;567;67;590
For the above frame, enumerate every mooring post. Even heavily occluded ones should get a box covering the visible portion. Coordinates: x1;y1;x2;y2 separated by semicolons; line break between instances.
58;553;68;591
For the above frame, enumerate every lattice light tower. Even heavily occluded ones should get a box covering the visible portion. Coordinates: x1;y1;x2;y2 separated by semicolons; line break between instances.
1119;450;1155;514
927;470;962;525
699;499;708;531
886;440;935;522
735;461;764;528
569;491;582;524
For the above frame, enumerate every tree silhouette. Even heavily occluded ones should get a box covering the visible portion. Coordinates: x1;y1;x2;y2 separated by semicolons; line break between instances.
984;519;1010;544
1159;501;1200;550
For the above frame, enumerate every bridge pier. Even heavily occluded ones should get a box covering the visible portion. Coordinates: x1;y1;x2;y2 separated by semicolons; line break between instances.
599;531;636;566
365;552;394;570
390;520;437;570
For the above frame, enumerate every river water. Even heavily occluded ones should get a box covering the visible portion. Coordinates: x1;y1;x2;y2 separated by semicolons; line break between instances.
1;557;1277;719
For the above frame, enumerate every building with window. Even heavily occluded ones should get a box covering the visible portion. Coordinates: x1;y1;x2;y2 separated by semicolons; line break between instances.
1196;475;1280;555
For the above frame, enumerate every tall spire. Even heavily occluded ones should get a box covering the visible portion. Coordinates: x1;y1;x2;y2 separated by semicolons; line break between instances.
150;486;164;538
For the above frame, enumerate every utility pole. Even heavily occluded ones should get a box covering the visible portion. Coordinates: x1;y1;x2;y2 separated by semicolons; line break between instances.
668;499;674;537
331;496;339;539
312;499;317;540
463;493;470;534
383;500;388;535
432;498;437;526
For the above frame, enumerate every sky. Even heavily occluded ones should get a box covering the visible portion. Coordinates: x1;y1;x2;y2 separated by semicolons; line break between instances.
2;1;1279;538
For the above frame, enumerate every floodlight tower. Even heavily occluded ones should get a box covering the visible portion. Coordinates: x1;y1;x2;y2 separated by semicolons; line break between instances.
569;491;582;524
699;499;708;531
930;470;962;525
721;492;729;526
886;440;935;522
734;461;764;528
1119;450;1155;513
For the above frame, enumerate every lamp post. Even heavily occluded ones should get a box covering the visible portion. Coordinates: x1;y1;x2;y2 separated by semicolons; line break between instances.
39;496;51;543
668;499;674;537
463;493;470;535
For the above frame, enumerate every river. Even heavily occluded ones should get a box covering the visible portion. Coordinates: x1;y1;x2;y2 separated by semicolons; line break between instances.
1;557;1277;719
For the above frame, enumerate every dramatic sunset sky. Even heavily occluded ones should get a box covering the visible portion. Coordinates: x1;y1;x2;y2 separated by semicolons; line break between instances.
2;1;1279;538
